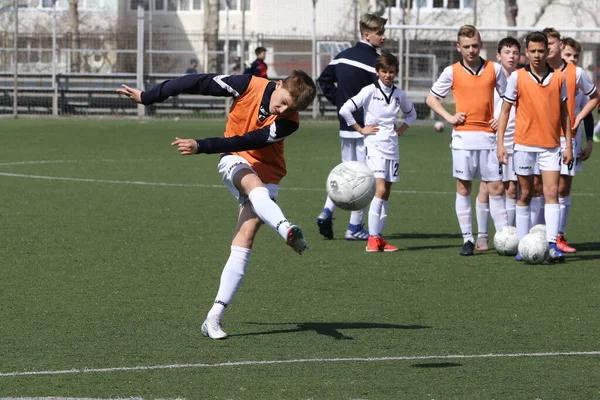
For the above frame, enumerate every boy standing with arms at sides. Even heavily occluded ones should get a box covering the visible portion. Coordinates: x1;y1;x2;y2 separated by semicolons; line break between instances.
338;53;417;252
474;37;521;251
497;31;573;262
316;13;387;241
426;25;509;256
117;70;316;339
528;28;599;232
557;37;598;252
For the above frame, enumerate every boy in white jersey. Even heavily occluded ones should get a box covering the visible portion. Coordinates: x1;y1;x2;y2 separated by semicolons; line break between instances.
474;37;521;251
497;31;573;263
556;37;598;252
542;28;598;253
339;53;417;252
426;25;509;256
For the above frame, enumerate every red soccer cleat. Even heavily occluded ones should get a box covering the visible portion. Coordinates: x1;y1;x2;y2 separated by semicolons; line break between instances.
556;235;576;253
379;237;399;252
366;235;382;252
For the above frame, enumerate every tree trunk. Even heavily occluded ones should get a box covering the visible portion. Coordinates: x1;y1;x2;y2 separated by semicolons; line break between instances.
68;0;80;72
204;0;219;73
504;0;518;26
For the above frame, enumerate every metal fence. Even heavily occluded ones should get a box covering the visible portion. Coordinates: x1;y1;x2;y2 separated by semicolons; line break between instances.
2;17;600;119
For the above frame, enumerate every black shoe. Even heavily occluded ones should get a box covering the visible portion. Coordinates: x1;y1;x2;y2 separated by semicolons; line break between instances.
459;240;475;256
316;212;334;240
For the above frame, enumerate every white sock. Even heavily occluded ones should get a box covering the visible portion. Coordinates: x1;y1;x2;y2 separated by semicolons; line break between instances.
379;199;389;236
456;193;473;243
324;197;337;213
545;203;560;243
489;195;509;230
506;197;517;226
559;195;571;237
350;209;365;225
208;246;252;319
368;197;383;237
516;205;530;241
558;197;567;236
248;187;290;240
530;197;541;227
475;198;489;237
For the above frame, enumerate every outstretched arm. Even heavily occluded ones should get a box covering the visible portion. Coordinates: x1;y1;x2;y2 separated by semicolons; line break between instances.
117;74;252;105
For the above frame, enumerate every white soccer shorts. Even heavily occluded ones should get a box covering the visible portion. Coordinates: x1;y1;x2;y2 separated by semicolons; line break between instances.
502;153;517;182
366;154;400;183
217;154;279;205
340;137;366;163
559;138;577;176
513;148;561;176
451;148;502;182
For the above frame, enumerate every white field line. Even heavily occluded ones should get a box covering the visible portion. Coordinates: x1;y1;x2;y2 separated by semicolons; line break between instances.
0;351;599;378
0;159;597;197
0;171;596;197
0;171;597;197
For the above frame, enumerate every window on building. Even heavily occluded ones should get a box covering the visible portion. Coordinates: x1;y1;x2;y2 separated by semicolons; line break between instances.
447;0;460;8
218;0;250;11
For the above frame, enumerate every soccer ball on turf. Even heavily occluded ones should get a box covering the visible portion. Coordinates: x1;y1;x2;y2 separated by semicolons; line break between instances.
518;233;549;264
493;226;519;256
326;161;376;211
434;121;445;132
529;224;546;238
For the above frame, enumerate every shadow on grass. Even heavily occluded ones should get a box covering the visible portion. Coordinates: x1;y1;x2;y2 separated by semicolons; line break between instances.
411;362;462;368
231;321;431;340
569;242;600;252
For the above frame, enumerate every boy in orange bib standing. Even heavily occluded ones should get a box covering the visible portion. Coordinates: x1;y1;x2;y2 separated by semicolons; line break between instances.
497;31;573;262
427;25;509;256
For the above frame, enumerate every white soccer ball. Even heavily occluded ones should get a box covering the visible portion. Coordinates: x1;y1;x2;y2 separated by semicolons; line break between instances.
434;121;445;132
493;226;519;256
529;224;546;239
518;233;549;264
326;161;376;211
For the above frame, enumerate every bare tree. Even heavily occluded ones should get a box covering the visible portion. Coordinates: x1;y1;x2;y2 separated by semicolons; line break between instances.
505;0;518;26
68;0;81;72
204;0;219;73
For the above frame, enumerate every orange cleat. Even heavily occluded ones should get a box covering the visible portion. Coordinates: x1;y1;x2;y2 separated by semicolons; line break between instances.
556;235;576;253
366;235;382;252
379;237;399;252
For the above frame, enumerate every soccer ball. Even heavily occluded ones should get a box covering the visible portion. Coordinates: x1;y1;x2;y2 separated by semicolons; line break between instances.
434;121;445;132
326;161;376;211
529;224;546;239
493;226;519;256
518;233;549;264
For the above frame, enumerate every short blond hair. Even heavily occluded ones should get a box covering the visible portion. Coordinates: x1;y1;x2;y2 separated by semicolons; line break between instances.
359;13;387;34
457;25;481;42
542;27;561;40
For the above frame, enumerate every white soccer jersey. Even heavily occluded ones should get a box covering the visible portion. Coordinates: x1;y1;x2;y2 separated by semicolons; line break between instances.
339;80;417;159
494;87;515;153
430;60;506;150
572;65;597;98
573;89;588;155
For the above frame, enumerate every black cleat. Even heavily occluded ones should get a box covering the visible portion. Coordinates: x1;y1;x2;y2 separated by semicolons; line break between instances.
459;240;475;256
316;212;334;240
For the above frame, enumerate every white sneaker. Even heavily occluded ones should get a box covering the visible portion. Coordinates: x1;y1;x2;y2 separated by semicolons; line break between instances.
286;225;308;255
475;234;489;251
201;315;228;340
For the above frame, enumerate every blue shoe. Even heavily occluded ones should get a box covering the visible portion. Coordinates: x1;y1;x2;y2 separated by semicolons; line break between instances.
316;210;334;240
548;242;565;263
515;253;523;261
345;223;369;240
